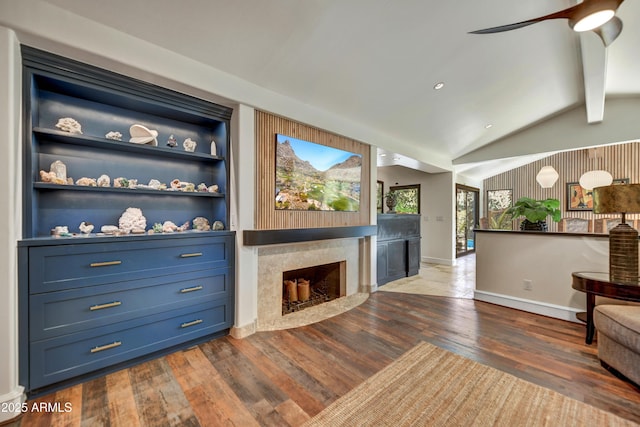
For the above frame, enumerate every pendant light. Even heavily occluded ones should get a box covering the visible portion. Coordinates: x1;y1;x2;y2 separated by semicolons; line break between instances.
536;166;559;188
579;170;613;190
579;147;613;190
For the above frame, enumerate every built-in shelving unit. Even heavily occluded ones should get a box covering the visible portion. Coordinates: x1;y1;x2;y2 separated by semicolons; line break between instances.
18;46;235;395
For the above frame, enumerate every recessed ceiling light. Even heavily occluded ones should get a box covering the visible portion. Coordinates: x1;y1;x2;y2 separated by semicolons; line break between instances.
485;124;493;129
380;153;387;157
433;82;445;90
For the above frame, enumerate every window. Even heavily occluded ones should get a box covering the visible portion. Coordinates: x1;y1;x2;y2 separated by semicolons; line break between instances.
389;184;420;214
486;189;513;230
376;181;384;213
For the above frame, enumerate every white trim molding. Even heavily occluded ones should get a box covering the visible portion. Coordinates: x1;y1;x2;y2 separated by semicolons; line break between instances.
474;290;582;324
0;386;26;424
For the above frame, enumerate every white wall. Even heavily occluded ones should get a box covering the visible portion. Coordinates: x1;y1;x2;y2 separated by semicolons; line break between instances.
0;27;26;422
377;166;455;265
475;231;618;322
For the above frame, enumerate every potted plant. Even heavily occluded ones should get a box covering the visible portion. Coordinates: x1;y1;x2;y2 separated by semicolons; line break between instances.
384;191;398;213
505;197;561;231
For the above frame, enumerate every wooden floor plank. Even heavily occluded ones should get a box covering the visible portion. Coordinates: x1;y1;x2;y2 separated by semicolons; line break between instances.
15;292;640;426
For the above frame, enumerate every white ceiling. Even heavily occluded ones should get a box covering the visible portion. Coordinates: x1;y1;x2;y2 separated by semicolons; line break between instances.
30;1;640;179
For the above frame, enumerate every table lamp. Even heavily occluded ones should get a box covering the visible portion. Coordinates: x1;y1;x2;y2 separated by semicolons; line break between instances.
592;184;640;284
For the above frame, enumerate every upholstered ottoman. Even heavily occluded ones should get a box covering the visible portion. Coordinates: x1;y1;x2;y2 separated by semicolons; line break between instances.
593;305;640;386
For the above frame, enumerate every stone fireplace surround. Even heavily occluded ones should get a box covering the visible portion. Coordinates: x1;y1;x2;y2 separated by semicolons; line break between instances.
256;238;368;331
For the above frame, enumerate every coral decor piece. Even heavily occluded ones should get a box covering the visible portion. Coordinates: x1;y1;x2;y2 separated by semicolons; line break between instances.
105;131;122;141
118;207;147;234
55;117;82;134
79;221;94;234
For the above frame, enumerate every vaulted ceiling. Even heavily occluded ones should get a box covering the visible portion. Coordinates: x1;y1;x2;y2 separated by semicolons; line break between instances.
6;0;640;180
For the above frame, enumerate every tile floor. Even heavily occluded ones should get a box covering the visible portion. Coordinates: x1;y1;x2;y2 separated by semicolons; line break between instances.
378;253;475;298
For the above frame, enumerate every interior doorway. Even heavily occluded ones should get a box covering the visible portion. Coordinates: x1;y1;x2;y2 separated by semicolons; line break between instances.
456;184;479;257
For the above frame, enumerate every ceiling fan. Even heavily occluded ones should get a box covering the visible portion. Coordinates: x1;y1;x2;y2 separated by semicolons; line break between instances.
469;0;625;46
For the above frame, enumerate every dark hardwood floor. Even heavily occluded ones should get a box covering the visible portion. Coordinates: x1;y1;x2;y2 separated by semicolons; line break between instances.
11;292;640;426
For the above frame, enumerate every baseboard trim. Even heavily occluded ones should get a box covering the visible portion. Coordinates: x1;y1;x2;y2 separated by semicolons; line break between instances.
474;290;582;323
422;256;454;266
230;320;257;339
0;386;25;424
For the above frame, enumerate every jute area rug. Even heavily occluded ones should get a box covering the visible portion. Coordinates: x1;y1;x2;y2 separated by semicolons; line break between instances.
305;341;638;427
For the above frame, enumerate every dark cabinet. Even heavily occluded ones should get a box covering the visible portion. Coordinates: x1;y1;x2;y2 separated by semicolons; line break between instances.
377;214;421;286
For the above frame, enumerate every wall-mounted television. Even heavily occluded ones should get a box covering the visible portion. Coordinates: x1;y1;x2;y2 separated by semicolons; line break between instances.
275;134;362;211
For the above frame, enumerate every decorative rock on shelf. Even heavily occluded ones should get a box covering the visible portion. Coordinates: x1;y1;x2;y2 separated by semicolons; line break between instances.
100;225;118;235
55;117;82;134
210;139;217;156
76;177;97;187
50;160;67;182
39;170;66;185
129;124;158;146
212;220;224;231
183;138;197;152
167;134;177;148
162;221;178;233
97;174;111;187
193;216;210;231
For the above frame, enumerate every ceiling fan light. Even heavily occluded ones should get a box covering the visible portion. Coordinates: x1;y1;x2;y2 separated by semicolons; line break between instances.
579;170;613;190
572;10;615;32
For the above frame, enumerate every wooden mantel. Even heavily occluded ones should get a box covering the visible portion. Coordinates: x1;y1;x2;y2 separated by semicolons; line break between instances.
243;225;377;246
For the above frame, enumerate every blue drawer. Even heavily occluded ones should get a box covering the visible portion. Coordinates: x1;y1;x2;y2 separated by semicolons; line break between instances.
30;267;231;340
29;235;233;293
30;300;231;389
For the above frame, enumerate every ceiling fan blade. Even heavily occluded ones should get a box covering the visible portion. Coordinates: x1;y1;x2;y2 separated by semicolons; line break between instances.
469;3;581;34
468;20;542;34
469;0;624;34
592;16;623;46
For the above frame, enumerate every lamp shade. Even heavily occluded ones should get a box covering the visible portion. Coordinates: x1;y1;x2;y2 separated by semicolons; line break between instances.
536;166;559;188
579;170;613;190
592;184;640;214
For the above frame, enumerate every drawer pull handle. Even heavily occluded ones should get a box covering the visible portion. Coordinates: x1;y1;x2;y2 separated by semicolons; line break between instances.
90;341;122;353
90;301;122;311
180;285;203;293
180;252;203;258
181;319;203;328
90;260;122;268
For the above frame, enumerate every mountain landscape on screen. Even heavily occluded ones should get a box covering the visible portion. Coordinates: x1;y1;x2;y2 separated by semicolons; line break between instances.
275;135;361;211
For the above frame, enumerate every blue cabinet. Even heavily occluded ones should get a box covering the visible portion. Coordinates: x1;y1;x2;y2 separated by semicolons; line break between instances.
19;47;236;394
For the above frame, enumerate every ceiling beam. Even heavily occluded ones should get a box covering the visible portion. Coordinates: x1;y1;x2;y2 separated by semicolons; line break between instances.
579;23;608;123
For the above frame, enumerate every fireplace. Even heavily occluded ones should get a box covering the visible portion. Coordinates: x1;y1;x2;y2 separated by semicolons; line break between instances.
255;238;366;331
282;261;345;315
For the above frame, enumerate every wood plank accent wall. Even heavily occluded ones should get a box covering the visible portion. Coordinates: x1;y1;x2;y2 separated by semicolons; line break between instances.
255;111;371;230
483;142;640;232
